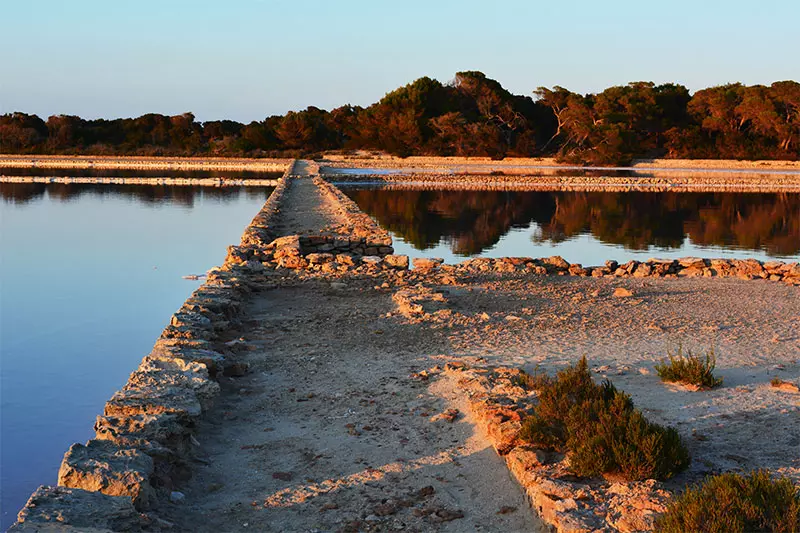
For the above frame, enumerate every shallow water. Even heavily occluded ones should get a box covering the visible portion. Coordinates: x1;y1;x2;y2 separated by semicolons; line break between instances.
343;187;800;264
0;184;272;528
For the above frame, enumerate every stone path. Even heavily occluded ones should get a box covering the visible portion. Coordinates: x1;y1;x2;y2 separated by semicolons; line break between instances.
157;163;545;532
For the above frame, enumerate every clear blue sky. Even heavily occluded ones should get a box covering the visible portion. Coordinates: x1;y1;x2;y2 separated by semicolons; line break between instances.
2;0;798;123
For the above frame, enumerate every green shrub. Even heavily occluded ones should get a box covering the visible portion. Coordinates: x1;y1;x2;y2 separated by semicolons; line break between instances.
518;357;690;481
510;367;548;391
655;470;800;533
655;346;723;389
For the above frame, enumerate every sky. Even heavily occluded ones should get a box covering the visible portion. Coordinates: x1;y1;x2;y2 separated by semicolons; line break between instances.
1;0;798;123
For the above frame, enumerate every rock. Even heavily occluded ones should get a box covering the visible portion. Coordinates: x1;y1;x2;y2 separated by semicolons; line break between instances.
306;252;334;264
10;485;143;532
605;480;671;533
678;256;706;269
149;341;226;375
543;256;570;270
413;257;443;270
278;255;308;269
57;440;155;510
126;358;219;411
771;380;800;393
105;384;202;420
431;408;460;423
94;413;192;457
632;263;652;277
361;255;383;265
169;491;185;503
330;282;348;290
384;254;410;269
613;287;633;298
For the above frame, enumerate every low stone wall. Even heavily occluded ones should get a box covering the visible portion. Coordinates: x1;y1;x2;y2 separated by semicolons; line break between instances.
10;166;297;532
443;256;800;286
0;154;292;171
239;162;295;248
321;154;800;172
313;176;393;249
0;175;280;187
323;172;800;192
11;268;256;531
439;364;673;533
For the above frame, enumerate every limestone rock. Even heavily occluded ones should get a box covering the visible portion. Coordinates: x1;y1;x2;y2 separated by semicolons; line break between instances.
543;256;570;270
57;440;154;510
413;257;443;270
10;485;143;532
384;254;410;270
613;287;633;298
94;412;192;457
105;384;202;420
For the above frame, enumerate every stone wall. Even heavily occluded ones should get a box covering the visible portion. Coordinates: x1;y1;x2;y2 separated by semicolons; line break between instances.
0;175;280;186
9;165;298;532
321;172;800;193
0;155;292;171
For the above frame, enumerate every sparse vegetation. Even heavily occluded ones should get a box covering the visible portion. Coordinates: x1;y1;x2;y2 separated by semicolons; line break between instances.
655;470;800;533
655;346;723;389
510;367;548;391
772;377;786;387
518;357;690;481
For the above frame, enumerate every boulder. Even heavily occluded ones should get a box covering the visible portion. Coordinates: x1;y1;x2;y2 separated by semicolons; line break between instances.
543;256;570;270
384;254;410;270
57;440;154;510
10;485;143;532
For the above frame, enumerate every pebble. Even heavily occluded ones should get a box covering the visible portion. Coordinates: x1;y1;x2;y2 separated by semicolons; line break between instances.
170;491;185;503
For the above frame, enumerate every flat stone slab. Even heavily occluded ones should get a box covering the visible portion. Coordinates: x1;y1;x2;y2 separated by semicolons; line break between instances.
10;485;143;532
58;440;155;510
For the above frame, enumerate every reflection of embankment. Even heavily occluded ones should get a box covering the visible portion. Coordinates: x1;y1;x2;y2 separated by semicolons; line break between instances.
0;183;273;206
345;188;800;257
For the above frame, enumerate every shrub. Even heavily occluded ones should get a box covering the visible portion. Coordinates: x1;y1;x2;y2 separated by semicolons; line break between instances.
510;367;548;391
655;470;800;533
655;346;723;389
771;377;785;387
518;357;690;481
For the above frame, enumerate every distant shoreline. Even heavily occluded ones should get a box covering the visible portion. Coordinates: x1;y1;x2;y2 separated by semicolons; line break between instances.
2;155;799;191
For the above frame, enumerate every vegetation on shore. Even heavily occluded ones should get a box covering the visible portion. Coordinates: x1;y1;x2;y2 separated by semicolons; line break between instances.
2;72;798;163
654;470;800;533
655;346;723;389
518;357;690;481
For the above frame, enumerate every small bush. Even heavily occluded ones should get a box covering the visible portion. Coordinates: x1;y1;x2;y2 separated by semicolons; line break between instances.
655;470;800;533
518;357;690;481
771;377;785;387
510;367;548;391
655;346;722;389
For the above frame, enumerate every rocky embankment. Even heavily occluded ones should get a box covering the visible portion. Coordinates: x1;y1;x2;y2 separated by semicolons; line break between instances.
0;155;291;171
322;171;800;193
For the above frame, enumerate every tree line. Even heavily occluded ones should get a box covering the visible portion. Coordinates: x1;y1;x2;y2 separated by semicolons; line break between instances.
1;72;798;164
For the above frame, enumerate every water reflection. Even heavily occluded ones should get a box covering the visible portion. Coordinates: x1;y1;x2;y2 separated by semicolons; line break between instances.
1;182;271;206
344;188;800;258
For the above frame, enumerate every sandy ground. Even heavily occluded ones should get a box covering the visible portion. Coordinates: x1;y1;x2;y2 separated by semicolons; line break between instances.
158;267;799;532
156;166;798;532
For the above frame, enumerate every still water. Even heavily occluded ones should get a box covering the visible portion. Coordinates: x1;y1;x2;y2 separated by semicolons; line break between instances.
0;183;272;528
344;187;800;263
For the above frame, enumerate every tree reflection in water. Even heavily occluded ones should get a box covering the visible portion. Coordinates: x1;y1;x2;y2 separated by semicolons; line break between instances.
1;183;273;207
345;188;800;258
